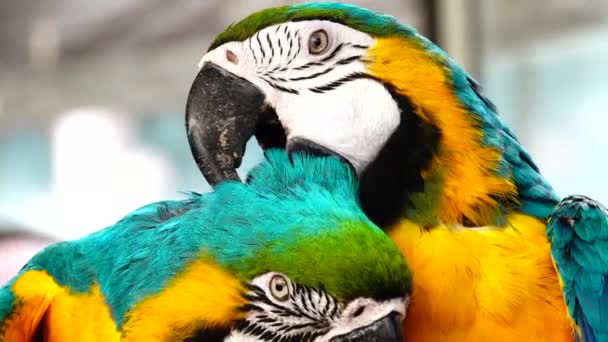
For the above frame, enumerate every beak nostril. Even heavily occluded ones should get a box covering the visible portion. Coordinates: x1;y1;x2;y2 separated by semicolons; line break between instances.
225;49;239;65
352;306;365;318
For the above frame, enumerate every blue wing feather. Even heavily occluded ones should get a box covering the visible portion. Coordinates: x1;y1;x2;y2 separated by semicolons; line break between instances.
449;64;559;222
548;195;608;342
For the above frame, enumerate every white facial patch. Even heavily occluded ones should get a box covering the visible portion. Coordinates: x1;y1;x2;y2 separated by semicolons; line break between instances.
201;20;401;174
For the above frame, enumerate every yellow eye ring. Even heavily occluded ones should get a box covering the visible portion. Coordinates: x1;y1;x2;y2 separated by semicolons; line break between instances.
308;30;329;55
269;274;290;301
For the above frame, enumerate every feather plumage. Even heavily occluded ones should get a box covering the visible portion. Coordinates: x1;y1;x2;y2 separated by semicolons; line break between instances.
548;195;608;342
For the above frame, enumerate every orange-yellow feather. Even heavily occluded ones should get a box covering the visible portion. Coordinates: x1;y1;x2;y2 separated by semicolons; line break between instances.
121;260;246;341
1;260;246;341
365;36;573;341
367;37;517;226
2;270;119;342
389;214;573;341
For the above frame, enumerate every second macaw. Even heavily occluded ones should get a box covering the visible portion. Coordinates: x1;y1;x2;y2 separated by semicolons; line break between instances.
0;152;411;341
180;2;606;341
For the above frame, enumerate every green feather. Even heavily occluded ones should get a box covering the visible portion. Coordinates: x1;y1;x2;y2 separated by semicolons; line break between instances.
209;2;418;51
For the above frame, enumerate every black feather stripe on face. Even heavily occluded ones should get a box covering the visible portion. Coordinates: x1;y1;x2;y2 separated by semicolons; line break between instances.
245;24;368;95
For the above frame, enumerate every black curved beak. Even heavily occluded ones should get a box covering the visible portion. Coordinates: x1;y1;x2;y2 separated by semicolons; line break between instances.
330;312;403;342
185;62;284;186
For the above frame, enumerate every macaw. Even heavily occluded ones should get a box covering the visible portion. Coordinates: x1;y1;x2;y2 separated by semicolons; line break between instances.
0;151;411;341
548;195;608;342
183;2;586;341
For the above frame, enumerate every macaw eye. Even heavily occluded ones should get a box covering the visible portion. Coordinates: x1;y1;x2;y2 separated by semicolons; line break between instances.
308;30;329;55
269;274;289;301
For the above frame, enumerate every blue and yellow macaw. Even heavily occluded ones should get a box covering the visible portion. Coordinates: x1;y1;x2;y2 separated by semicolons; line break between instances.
182;3;603;341
0;152;411;341
548;195;608;342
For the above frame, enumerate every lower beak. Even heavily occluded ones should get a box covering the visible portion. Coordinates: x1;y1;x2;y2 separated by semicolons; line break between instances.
330;312;403;342
185;62;280;186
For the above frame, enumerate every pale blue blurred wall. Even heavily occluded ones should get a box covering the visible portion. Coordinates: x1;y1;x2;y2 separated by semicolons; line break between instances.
483;19;608;203
0;110;265;239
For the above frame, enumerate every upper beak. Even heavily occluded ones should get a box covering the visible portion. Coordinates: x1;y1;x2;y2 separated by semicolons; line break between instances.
330;312;403;342
185;62;282;186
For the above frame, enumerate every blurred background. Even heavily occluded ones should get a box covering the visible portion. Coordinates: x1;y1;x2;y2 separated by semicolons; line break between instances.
0;0;607;282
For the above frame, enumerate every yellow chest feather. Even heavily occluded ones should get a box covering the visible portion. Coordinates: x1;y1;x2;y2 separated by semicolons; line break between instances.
389;213;573;341
2;260;245;341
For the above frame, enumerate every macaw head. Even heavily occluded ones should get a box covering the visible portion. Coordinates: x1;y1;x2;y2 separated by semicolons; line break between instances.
187;2;557;228
197;151;411;341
